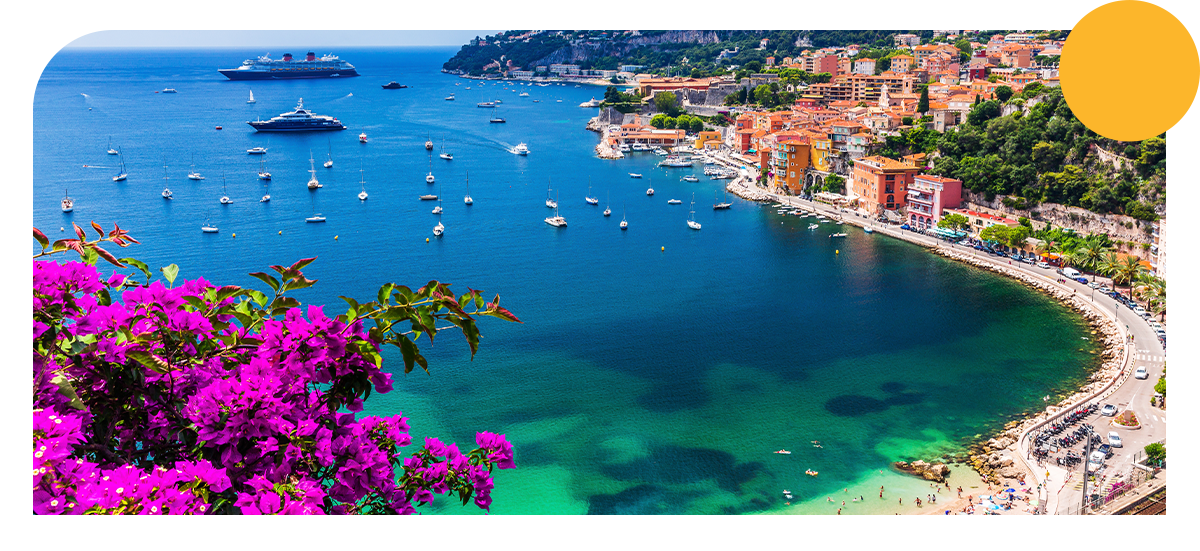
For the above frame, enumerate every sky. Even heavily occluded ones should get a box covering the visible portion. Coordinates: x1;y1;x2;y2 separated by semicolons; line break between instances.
66;30;502;49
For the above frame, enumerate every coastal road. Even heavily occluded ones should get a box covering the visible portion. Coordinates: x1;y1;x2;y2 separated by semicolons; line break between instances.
720;174;1167;514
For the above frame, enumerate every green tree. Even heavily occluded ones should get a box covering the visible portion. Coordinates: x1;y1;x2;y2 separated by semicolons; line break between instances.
938;213;970;231
1135;137;1166;175
754;84;774;107
995;85;1014;102
902;116;914;126
823;174;845;194
654;91;682;116
954;38;973;62
1006;225;1031;249
1153;377;1166;397
918;85;929;114
979;224;1011;245
967;100;1001;126
689;116;705;133
649;114;668;129
1143;442;1165;466
744;60;763;73
1018;216;1032;228
603;86;621;103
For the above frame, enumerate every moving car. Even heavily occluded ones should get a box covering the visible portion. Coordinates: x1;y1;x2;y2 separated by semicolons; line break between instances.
1037;261;1050;269
1075;277;1089;284
1100;404;1118;416
1107;431;1122;448
1134;366;1148;379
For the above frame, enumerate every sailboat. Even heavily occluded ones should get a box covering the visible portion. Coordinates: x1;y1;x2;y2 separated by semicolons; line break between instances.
646;177;654;196
247;89;256;104
433;220;444;236
464;171;473;205
425;155;435;184
324;139;334;168
201;218;219;233
106;137;119;155
439;136;453;160
219;173;232;204
258;157;271;180
603;192;611;216
713;187;732;210
307;152;321;189
161;164;173;199
358;162;368;201
620;204;628;230
585;178;598;205
687;193;702;230
432;197;443;215
545;191;566;227
425;136;434;150
188;154;204;180
113;148;128;182
261;178;271;203
61;189;73;212
545;179;557;208
306;194;326;223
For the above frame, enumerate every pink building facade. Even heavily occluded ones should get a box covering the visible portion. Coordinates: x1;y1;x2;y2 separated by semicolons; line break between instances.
907;174;963;230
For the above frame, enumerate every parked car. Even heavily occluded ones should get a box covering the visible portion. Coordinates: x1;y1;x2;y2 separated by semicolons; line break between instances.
1088;281;1100;289
1098;443;1112;459
1100;404;1118;416
1135;366;1148;379
1087;450;1107;474
1075;277;1089;284
1037;261;1050;269
1107;432;1122;447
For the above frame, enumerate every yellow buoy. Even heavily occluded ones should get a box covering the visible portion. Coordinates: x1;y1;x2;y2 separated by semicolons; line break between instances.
232;233;236;238
426;238;430;243
836;249;839;255
661;246;665;251
334;235;338;240
278;230;282;235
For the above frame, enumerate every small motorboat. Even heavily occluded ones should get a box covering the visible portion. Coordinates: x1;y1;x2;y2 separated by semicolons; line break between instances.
215;126;222;130
864;227;874;233
805;470;819;476
382;81;404;89
359;133;368;143
201;224;219;233
829;233;847;238
774;450;791;455
667;199;682;205
646;188;654;196
629;173;642;178
445;95;456;101
419;194;438;201
808;224;819;230
682;175;699;182
247;146;268;155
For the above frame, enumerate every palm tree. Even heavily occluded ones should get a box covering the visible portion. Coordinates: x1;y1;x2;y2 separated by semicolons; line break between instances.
1075;244;1109;282
1034;239;1059;264
1098;251;1121;289
1106;255;1147;300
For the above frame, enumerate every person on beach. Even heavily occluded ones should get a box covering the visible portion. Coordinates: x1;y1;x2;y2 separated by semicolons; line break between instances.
915;497;922;507
898;497;902;505
837;508;841;515
828;497;833;502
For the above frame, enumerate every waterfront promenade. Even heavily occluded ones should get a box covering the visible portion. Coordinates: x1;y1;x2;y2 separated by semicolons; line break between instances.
709;156;1166;514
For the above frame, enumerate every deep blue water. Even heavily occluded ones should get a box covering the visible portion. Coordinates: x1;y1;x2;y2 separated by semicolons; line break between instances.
33;46;1100;515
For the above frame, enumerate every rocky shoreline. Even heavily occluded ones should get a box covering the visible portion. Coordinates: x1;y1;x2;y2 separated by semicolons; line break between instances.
931;247;1126;485
585;116;624;159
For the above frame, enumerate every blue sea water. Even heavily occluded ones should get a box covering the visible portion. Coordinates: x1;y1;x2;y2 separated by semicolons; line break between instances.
33;46;1100;515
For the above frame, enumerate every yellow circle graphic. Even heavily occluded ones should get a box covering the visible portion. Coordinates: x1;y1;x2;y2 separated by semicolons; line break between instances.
1062;1;1199;141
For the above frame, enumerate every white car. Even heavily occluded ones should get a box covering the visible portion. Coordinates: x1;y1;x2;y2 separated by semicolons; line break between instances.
1100;404;1118;416
1134;366;1148;379
1107;432;1122;447
1037;262;1050;269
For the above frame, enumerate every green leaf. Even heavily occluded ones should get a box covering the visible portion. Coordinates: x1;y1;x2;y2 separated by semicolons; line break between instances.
248;272;281;294
33;227;49;249
51;374;86;411
119;258;152;284
182;295;208;312
126;350;172;374
397;336;429;374
339;296;360;320
377;283;395;305
246;290;269;307
215;285;244;302
284;276;317;292
80;246;99;266
51;239;70;253
161;264;180;287
91;245;124;267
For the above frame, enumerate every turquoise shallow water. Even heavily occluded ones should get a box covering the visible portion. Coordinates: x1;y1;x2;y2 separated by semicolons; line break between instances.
33;46;1100;514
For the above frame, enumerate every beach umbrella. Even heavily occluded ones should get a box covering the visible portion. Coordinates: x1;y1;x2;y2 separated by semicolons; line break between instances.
1005;488;1016;493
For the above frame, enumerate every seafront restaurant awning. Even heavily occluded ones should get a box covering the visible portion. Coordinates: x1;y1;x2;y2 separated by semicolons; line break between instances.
814;191;847;205
930;226;966;239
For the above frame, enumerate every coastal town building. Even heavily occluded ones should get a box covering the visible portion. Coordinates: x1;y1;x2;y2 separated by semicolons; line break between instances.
850;156;920;215
906;175;963;230
548;64;580;75
854;58;876;75
944;208;1022;234
894;34;921;47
